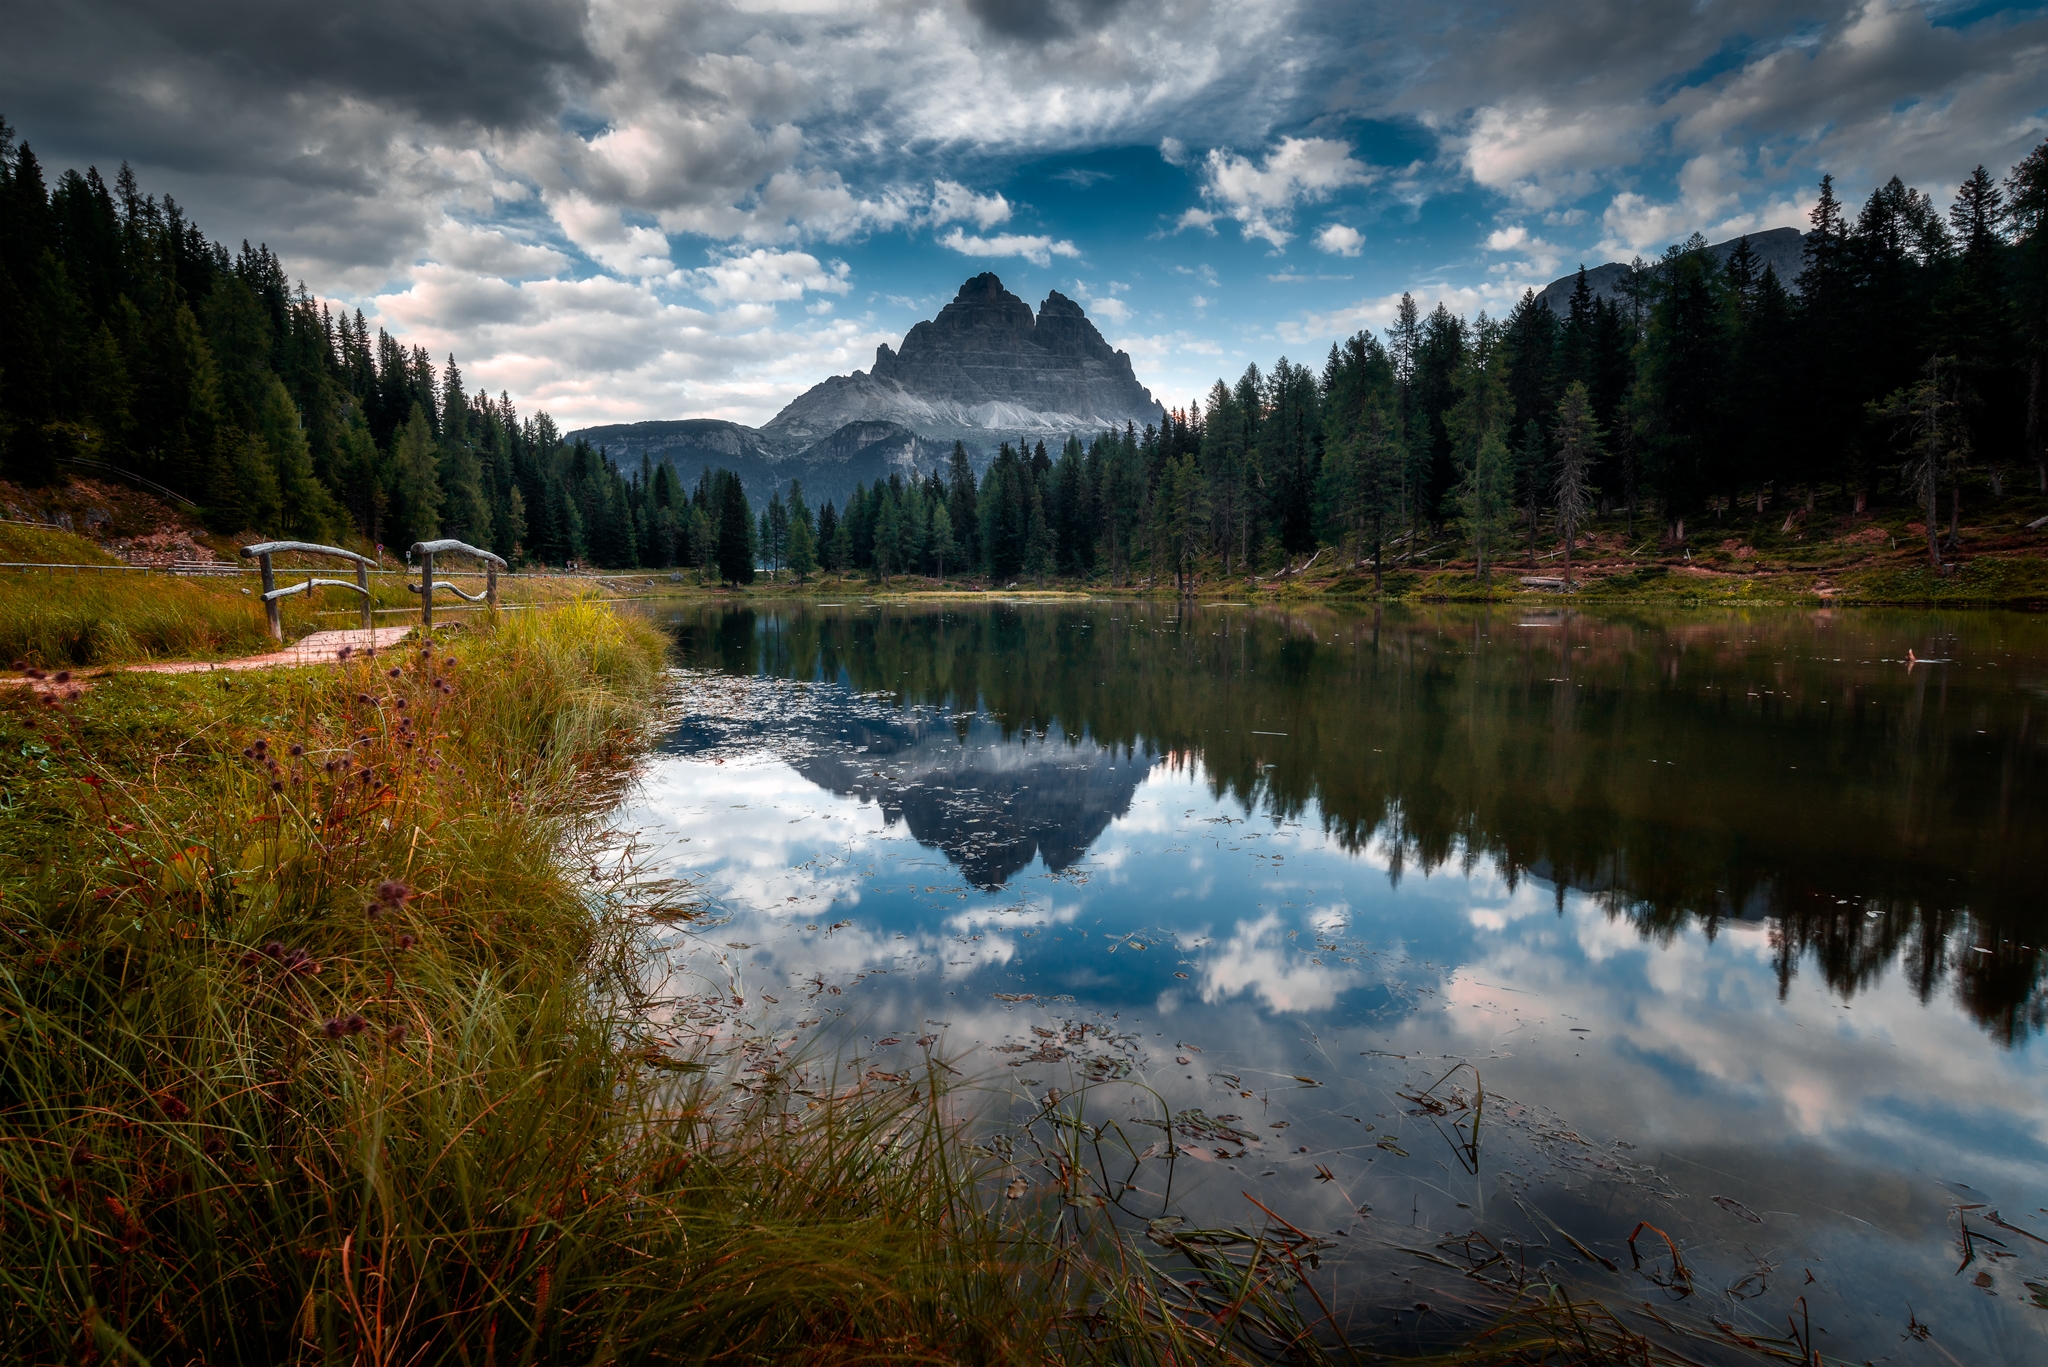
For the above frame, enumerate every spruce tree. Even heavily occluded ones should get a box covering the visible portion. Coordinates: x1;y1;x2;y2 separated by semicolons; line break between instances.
715;471;753;585
2007;140;2048;489
1871;356;1969;567
930;501;955;580
1552;382;1602;591
1024;480;1057;586
392;403;443;547
786;512;817;582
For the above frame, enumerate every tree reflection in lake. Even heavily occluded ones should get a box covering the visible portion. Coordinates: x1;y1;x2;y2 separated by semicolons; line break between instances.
629;599;2048;1364
663;600;2046;1042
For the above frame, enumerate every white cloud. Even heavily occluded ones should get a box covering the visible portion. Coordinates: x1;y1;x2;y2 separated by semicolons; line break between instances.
1595;191;1699;257
1315;223;1363;256
937;226;1082;267
928;179;1013;230
1074;279;1132;323
545;193;677;279
692;248;853;305
1174;207;1218;234
1196;136;1375;248
1459;101;1648;210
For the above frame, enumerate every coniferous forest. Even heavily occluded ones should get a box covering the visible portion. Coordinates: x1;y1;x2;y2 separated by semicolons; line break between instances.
3;116;2044;580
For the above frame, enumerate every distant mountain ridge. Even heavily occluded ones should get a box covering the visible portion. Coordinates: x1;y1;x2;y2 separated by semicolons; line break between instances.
1534;226;1806;314
567;273;1163;509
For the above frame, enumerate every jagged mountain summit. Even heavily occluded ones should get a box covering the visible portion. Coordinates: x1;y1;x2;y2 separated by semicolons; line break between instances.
760;273;1165;449
568;273;1164;508
1534;226;1806;314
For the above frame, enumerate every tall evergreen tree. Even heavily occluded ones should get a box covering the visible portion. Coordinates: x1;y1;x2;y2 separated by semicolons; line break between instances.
1552;382;1602;591
714;470;754;585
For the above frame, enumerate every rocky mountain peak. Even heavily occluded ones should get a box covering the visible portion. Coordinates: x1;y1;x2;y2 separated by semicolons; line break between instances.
761;272;1164;450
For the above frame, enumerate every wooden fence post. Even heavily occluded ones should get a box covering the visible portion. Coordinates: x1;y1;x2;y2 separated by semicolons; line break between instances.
419;551;434;631
258;551;281;641
487;563;498;609
356;560;372;630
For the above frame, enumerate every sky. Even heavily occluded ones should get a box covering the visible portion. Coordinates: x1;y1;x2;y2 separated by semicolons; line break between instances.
6;0;2046;431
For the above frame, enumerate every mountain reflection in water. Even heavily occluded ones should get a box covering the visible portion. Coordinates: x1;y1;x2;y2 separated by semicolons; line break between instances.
662;600;2046;1043
663;697;1150;889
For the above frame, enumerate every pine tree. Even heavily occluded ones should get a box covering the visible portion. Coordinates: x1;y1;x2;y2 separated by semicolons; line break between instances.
930;501;955;580
1871;356;1970;567
786;511;817;582
1458;429;1512;585
715;471;753;585
872;493;899;581
1552;382;1603;591
2008;140;2048;490
688;504;715;581
1160;452;1208;591
829;506;853;574
767;489;789;573
1024;480;1057;586
1514;419;1547;567
391;403;442;547
1638;238;1728;541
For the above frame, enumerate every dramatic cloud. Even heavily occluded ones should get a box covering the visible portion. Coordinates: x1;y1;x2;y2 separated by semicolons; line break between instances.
6;0;2042;426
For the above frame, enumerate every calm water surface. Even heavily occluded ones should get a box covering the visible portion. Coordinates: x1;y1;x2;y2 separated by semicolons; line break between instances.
619;600;2048;1362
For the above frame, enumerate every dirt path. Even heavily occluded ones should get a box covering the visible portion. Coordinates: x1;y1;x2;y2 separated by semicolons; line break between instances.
10;626;415;693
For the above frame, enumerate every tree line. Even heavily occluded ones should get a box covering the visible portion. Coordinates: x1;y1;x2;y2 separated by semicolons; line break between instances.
0;117;697;567
4;113;2044;576
667;143;2048;585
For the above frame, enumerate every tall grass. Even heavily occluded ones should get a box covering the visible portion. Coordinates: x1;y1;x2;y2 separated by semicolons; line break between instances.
0;604;1098;1363
0;571;275;667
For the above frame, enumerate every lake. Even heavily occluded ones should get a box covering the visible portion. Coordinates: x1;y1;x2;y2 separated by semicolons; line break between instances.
619;598;2048;1362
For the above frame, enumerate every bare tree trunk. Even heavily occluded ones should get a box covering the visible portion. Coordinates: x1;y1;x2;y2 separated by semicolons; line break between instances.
1947;481;1962;552
1925;476;1942;569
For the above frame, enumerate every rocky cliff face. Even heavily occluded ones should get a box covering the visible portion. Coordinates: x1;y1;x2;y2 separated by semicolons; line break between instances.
760;273;1164;449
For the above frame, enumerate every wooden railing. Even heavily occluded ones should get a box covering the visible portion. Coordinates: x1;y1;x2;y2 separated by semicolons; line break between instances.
241;541;377;639
408;540;508;629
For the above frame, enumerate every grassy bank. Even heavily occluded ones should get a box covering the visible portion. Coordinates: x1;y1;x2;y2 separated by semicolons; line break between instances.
0;524;629;668
1;603;1030;1362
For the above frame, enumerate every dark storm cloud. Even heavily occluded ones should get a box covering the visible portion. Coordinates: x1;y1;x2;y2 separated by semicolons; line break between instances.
6;0;601;143
0;0;607;281
963;0;1135;43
